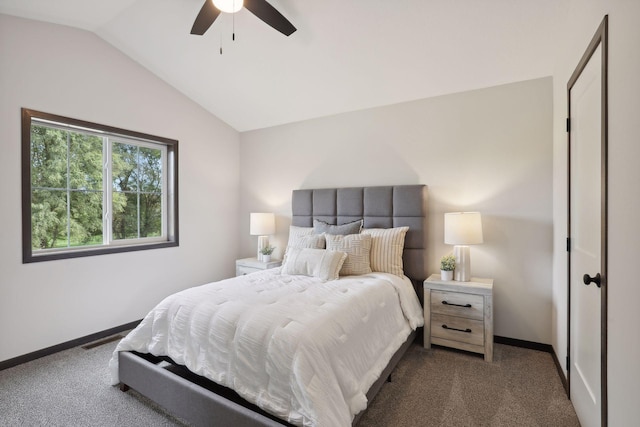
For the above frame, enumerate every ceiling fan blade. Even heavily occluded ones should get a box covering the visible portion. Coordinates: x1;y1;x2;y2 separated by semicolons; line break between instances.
191;0;221;35
244;0;297;36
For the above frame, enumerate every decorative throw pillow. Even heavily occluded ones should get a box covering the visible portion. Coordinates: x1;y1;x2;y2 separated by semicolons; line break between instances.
288;233;326;250
281;248;347;281
325;234;372;276
313;218;363;235
361;227;409;277
287;225;313;244
284;226;326;263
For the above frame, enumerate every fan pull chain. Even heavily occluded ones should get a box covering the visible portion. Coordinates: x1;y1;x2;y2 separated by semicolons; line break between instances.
220;1;238;55
232;0;236;41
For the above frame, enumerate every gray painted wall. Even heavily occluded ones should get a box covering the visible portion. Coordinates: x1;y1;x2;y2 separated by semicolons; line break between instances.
0;15;241;362
240;77;554;344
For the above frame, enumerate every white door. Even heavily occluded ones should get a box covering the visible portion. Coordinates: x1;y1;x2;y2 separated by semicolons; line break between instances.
568;29;607;427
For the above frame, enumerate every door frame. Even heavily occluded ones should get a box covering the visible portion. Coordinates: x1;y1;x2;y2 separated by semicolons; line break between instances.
566;14;608;427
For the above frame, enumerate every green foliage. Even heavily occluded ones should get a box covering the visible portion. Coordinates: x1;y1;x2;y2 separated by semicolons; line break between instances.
440;254;456;271
31;126;103;249
30;126;163;250
111;143;162;240
260;245;275;255
31;189;66;249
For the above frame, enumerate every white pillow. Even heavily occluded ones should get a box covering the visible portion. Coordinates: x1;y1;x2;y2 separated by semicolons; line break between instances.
286;226;325;250
361;227;409;277
287;225;313;241
281;248;347;281
325;234;372;276
284;226;326;263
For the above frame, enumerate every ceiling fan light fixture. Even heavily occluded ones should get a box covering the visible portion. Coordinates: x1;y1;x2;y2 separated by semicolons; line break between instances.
212;0;243;13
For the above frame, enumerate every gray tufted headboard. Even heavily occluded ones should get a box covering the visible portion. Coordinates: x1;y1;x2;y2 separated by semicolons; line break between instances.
291;185;428;284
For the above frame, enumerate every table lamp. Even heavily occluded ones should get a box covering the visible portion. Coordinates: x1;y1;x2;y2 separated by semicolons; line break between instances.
250;213;275;261
444;212;483;281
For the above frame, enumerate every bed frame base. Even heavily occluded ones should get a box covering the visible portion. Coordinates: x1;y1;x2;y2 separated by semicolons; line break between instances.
118;330;416;427
118;184;426;426
119;351;287;426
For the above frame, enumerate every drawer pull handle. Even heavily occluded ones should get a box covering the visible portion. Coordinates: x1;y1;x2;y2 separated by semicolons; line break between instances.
442;324;472;333
442;301;472;308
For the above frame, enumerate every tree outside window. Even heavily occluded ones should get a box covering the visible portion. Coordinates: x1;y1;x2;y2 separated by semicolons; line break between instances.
22;109;178;263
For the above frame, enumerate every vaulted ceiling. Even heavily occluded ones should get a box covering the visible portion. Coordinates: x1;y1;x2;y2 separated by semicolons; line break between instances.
0;0;567;131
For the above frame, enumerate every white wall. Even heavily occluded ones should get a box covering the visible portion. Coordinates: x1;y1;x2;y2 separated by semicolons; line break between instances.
551;1;640;424
0;15;240;363
240;78;554;344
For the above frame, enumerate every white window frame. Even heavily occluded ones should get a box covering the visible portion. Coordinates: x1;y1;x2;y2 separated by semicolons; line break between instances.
105;137;168;247
22;108;179;263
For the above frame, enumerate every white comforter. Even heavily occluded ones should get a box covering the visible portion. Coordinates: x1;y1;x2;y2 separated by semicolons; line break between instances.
109;268;423;426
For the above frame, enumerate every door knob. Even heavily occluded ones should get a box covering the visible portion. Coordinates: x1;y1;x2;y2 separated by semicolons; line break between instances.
583;273;601;288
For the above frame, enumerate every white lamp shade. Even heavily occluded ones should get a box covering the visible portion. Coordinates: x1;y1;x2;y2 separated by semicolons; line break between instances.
212;0;243;13
444;212;483;245
250;213;275;236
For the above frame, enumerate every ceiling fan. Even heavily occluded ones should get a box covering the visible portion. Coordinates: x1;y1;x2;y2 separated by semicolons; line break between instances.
191;0;296;37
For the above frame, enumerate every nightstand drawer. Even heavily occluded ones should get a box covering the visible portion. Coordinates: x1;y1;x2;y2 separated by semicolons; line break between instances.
431;313;484;346
431;290;484;320
423;275;493;361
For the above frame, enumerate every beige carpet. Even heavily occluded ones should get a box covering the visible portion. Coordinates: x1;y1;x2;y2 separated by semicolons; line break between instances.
0;338;579;426
358;343;580;427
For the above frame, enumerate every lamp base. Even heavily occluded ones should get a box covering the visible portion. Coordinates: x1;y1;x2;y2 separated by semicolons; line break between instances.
453;245;471;281
257;235;269;261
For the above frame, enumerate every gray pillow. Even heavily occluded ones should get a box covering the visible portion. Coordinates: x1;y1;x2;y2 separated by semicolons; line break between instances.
313;218;363;235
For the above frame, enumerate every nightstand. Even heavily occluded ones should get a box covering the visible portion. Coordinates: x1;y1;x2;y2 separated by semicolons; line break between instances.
235;257;282;276
423;274;494;362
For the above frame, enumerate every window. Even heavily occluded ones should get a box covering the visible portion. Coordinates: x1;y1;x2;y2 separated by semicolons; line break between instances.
22;109;178;262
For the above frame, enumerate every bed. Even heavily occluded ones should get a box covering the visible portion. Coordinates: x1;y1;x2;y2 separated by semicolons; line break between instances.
110;185;428;426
